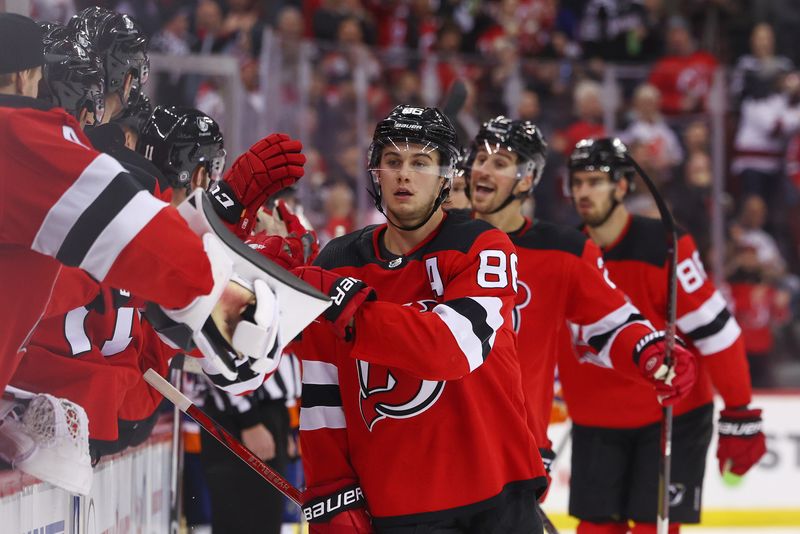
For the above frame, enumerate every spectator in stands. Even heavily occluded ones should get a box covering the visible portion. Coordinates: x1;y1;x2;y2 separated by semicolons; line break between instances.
648;16;718;115
516;87;541;122
578;0;664;61
731;22;794;103
192;0;234;55
318;181;355;245
551;79;607;154
731;195;787;282
620;83;683;175
668;150;714;254
683;119;710;156
732;71;800;208
726;241;790;388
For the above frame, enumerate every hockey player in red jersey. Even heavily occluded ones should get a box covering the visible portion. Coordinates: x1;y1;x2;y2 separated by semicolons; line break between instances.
565;138;766;534
465;117;697;474
288;105;547;533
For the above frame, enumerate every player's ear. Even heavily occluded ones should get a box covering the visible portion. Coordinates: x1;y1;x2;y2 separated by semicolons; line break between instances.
614;178;628;201
515;172;534;196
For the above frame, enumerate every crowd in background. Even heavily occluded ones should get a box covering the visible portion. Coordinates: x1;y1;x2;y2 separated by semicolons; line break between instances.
30;0;800;387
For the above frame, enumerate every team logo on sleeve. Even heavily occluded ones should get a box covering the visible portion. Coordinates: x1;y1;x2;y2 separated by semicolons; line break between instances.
357;360;445;431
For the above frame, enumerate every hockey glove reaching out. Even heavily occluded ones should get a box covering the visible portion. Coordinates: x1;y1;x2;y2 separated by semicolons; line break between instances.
224;134;306;238
717;406;766;477
633;332;697;406
246;232;305;271
274;200;320;264
291;266;376;341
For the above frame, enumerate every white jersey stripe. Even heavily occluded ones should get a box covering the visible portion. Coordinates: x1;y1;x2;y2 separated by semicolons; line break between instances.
300;405;347;431
433;296;503;372
676;291;728;334
31;154;127;258
581;302;643;341
693;315;742;356
303;360;340;386
80;189;167;280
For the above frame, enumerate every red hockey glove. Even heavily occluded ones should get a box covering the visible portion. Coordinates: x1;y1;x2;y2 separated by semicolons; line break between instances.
717;406;766;476
224;134;306;237
275;200;320;264
634;333;697;406
246;232;305;271
303;482;373;533
291;266;376;341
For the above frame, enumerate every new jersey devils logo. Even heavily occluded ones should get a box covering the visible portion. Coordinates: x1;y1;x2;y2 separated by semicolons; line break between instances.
357;299;445;431
357;360;445;431
512;280;532;333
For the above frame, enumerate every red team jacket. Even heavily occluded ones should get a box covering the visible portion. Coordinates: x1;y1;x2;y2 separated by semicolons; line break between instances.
293;213;546;526
560;215;750;429
508;218;657;448
0;95;213;388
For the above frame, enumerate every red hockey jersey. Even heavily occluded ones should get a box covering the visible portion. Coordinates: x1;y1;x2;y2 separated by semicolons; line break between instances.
560;215;751;428
0;95;213;384
11;275;176;442
509;219;657;448
294;213;545;526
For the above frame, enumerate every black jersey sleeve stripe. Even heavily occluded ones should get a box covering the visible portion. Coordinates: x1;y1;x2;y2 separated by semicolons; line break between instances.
684;307;731;341
587;312;646;352
432;296;505;372
56;171;145;267
302;384;343;408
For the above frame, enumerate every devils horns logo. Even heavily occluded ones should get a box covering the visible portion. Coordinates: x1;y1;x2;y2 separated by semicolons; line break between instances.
357;299;445;431
357;360;445;431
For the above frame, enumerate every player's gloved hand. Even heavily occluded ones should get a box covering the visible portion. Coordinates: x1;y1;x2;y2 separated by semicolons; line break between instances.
717;406;766;476
275;200;319;264
246;232;304;271
537;447;556;503
633;332;697;406
303;481;373;533
291;266;376;341
224;134;305;237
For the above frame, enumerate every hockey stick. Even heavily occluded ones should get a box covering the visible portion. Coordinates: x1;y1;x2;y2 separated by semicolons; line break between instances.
536;502;559;534
622;155;678;534
143;368;304;506
440;79;468;124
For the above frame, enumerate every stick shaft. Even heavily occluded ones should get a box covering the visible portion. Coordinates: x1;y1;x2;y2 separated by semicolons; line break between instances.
144;369;303;506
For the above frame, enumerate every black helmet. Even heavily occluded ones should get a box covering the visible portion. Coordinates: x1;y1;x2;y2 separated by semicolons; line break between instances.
568;137;635;183
68;7;149;97
137;106;225;190
113;86;152;135
467;116;547;189
367;105;459;227
41;36;105;123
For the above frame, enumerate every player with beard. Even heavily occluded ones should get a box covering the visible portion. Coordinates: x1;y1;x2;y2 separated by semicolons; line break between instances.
287;105;547;533
564;137;766;534
466;117;697;478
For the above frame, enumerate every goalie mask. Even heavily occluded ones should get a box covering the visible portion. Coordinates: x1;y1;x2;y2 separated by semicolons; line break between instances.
41;32;105;124
466;116;547;213
137;105;226;190
367;105;460;231
68;7;149;103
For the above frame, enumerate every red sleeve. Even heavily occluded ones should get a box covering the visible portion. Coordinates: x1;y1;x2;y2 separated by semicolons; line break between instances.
350;229;517;381
293;324;360;495
43;267;100;318
673;234;751;408
0;107;212;309
563;241;656;380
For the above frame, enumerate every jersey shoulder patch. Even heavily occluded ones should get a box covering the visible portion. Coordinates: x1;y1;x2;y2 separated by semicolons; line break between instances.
604;215;687;266
511;219;586;257
314;226;380;270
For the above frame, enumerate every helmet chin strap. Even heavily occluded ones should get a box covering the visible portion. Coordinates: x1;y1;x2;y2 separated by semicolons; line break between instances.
586;192;621;228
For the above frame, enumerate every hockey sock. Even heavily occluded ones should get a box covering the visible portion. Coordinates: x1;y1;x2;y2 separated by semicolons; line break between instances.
577;520;630;534
631;522;681;534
